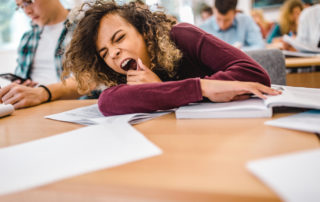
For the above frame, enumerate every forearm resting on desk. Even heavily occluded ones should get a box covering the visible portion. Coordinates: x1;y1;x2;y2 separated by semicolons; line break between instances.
0;77;85;109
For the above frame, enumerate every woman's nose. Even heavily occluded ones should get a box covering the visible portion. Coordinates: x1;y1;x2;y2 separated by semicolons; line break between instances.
110;48;120;59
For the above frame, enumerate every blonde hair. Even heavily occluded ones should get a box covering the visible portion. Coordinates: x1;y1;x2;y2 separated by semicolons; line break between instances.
279;0;303;35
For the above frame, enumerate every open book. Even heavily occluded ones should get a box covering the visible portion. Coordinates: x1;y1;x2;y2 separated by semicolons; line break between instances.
45;104;171;125
175;85;320;119
282;35;320;56
0;104;14;118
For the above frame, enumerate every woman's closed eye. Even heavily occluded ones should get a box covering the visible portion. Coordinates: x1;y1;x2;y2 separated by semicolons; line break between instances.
115;34;125;42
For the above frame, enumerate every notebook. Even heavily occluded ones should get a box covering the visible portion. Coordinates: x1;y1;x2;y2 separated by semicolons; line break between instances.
175;85;320;119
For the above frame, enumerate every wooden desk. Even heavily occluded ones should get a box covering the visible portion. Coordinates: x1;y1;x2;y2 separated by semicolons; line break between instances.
287;72;320;88
0;100;319;202
285;56;320;68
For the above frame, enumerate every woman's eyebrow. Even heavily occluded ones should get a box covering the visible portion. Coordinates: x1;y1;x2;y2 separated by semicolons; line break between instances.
98;29;123;54
111;30;123;42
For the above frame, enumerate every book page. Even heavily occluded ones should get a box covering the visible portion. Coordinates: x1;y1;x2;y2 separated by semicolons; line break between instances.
283;35;320;53
0;104;14;118
265;85;320;109
247;149;320;202
265;110;320;133
175;99;272;119
0;123;162;195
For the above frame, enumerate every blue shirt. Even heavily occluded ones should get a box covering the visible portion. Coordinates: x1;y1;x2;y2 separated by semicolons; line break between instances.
200;13;265;51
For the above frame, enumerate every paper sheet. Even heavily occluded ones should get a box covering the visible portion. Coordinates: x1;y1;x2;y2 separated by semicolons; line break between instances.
265;110;320;133
45;104;171;125
247;149;320;202
0;123;162;195
0;104;14;118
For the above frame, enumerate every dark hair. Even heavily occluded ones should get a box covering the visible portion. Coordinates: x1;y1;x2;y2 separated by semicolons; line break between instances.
201;5;213;15
63;0;182;93
214;0;238;15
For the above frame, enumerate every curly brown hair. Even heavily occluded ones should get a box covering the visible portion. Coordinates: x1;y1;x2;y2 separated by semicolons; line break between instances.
63;0;182;94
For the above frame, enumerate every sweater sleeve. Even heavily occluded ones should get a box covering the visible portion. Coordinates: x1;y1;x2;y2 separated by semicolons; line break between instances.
98;78;203;116
171;23;271;86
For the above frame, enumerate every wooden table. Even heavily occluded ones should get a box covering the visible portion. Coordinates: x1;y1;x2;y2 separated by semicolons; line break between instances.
0;100;319;202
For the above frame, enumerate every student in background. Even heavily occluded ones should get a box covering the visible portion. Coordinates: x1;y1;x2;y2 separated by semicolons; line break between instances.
62;1;280;116
200;0;264;51
267;0;303;44
296;3;320;48
200;4;213;22
0;0;95;109
251;9;274;39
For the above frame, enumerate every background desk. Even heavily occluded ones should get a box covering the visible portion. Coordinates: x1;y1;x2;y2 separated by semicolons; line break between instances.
285;57;320;88
0;100;319;202
285;56;320;68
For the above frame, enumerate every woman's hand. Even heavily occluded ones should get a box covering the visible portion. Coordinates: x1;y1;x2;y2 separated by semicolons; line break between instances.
200;79;281;102
127;58;162;85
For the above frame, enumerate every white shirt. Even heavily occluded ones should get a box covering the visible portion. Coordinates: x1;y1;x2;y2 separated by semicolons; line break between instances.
296;4;320;48
31;22;64;85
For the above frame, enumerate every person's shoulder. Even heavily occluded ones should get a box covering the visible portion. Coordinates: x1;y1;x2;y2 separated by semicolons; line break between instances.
171;23;207;37
235;13;255;24
300;4;320;19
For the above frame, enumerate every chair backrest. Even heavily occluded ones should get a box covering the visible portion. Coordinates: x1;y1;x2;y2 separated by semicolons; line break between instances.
245;49;286;85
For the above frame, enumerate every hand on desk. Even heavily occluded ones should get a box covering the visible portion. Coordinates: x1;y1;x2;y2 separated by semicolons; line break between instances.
200;79;281;102
0;83;48;109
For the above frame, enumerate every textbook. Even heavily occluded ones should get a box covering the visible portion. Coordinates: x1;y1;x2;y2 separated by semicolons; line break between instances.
175;85;320;119
0;104;14;118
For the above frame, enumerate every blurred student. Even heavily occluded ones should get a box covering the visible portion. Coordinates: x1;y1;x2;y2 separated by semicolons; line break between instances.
267;0;303;44
200;4;213;22
200;0;264;51
251;9;274;39
296;3;320;48
0;0;94;109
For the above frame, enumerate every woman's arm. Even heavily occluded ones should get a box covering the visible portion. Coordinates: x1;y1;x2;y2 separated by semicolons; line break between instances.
98;78;280;116
98;78;202;116
171;23;271;86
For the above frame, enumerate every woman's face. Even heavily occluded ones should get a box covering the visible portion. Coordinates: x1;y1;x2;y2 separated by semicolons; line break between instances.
290;6;302;22
96;13;150;75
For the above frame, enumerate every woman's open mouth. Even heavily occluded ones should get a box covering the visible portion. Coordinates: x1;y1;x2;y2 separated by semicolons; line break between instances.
120;58;137;71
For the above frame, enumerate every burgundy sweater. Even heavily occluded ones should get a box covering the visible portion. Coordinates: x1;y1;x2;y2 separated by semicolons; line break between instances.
98;23;271;116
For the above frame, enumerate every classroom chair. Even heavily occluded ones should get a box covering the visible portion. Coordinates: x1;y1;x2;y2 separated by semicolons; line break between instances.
246;49;286;85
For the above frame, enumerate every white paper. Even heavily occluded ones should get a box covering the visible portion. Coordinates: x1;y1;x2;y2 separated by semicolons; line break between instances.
247;149;320;202
282;50;320;57
0;123;162;195
0;77;11;88
0;103;14;118
45;104;171;125
283;35;320;53
266;85;320;110
265;110;320;133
